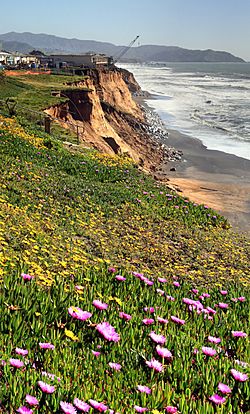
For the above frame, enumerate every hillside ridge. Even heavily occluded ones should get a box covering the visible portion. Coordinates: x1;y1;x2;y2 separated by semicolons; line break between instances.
0;31;245;62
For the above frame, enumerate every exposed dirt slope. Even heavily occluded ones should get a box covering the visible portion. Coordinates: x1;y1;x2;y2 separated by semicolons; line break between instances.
45;67;165;171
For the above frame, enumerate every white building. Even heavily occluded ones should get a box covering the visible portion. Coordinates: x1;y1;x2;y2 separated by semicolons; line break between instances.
49;53;111;68
0;51;39;66
0;51;13;65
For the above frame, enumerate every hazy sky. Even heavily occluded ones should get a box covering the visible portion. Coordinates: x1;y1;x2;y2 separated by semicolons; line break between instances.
1;0;250;60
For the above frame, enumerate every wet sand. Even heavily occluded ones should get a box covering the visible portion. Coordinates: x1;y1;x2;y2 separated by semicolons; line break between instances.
162;129;250;235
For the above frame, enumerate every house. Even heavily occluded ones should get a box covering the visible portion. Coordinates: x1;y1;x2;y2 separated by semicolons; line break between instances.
49;53;111;68
19;54;39;65
0;51;13;65
0;51;39;66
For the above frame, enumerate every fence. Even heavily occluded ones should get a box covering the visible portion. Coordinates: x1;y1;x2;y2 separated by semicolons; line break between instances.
0;100;84;145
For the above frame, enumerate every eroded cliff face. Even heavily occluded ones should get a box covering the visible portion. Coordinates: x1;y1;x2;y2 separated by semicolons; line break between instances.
45;67;165;171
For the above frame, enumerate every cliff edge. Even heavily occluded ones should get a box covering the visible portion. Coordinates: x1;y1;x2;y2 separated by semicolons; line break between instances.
45;67;168;171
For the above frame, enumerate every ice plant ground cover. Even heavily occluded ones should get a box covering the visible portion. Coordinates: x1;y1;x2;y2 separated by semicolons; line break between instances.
0;98;249;412
0;268;249;413
0;114;249;285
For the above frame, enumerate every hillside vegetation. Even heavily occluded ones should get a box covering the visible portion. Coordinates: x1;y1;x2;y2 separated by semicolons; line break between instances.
0;73;85;111
0;114;249;284
0;78;249;413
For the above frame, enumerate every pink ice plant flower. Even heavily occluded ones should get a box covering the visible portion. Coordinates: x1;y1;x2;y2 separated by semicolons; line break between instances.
93;300;108;310
73;398;90;412
115;275;126;281
144;279;154;286
68;307;92;321
143;307;155;313
89;399;108;412
96;322;120;342
138;275;147;282
218;383;232;394
208;336;221;344
209;394;226;405
119;312;132;321
218;303;228;309
220;290;228;295
25;395;39;406
142;318;154;325
238;296;245;302
232;331;247;338
149;331;166;345
170;316;185;325
231;369;248;382
173;281;180;287
9;358;24;368
156;289;165;296
75;285;84;291
39;342;55;350
108;267;116;273
206;306;216;315
166;296;175;301
137;385;151;394
204;315;213;321
17;407;33;414
15;348;28;356
158;277;167;283
165;407;178;413
38;380;55;394
157;317;168;324
92;350;101;357
134;406;148;413
108;362;122;371
156;345;173;359
183;298;198;306
132;271;144;279
202;347;217;357
183;298;203;311
21;273;34;281
60;401;77;414
146;358;163;372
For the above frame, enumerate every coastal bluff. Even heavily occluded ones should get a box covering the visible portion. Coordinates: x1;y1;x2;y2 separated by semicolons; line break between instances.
45;67;170;172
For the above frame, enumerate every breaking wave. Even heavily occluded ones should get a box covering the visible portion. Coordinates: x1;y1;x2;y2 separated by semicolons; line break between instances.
119;62;250;160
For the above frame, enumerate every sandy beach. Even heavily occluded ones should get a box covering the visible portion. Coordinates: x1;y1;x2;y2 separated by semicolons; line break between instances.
161;129;250;235
128;61;250;236
135;86;250;236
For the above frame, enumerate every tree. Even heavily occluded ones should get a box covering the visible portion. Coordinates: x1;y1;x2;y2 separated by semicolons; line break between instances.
29;50;45;56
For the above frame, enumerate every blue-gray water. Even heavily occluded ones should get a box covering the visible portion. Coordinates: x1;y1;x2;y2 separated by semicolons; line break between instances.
120;62;250;160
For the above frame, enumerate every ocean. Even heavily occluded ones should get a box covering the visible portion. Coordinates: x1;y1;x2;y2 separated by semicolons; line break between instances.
119;62;250;161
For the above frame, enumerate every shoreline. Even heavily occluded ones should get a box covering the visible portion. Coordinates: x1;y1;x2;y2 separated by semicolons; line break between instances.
163;129;250;235
136;95;250;235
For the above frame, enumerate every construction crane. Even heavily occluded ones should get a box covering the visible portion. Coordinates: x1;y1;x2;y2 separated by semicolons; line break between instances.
112;35;140;65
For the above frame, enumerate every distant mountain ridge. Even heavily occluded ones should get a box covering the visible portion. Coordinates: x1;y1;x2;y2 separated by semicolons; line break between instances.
0;31;245;63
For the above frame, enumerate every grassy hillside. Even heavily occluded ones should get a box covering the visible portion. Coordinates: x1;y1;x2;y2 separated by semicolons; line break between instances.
0;73;89;144
0;73;85;110
0;95;249;412
1;114;249;285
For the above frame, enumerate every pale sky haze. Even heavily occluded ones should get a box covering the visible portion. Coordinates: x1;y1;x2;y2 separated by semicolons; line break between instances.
1;0;250;60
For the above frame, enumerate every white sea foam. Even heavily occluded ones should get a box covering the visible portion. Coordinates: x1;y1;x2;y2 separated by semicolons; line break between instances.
119;63;250;160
